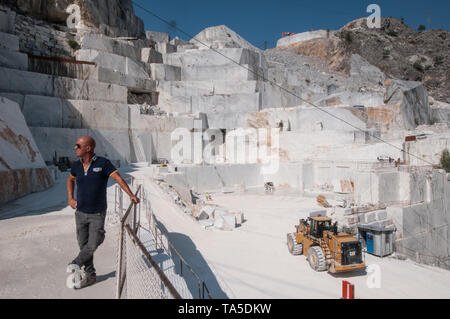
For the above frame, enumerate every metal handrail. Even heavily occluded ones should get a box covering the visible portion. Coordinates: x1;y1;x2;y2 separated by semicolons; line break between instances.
116;185;143;298
114;176;134;216
120;185;141;224
116;185;185;299
116;184;212;299
125;224;182;299
148;209;212;299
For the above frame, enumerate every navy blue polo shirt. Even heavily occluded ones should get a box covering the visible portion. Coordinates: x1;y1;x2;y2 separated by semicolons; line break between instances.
70;155;118;213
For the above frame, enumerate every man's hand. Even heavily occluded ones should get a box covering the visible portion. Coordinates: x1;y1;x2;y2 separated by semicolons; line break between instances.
69;198;77;210
111;172;140;205
130;195;140;204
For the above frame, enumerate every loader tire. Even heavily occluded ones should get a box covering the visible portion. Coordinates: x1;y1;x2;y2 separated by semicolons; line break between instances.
308;246;327;272
287;233;302;255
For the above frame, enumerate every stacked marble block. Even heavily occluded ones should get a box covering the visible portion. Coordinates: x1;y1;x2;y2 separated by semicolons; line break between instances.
343;208;394;230
153;46;268;120
196;205;245;231
0;13;201;166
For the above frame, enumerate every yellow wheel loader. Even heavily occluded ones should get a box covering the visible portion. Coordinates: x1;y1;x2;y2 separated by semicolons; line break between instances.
287;216;365;273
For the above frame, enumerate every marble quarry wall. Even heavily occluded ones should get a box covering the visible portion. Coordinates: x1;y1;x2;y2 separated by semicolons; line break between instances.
0;97;53;205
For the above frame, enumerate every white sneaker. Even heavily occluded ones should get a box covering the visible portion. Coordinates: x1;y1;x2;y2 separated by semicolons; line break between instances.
66;265;83;289
66;263;81;274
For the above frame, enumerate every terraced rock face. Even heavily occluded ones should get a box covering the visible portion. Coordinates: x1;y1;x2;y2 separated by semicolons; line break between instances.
0;0;144;38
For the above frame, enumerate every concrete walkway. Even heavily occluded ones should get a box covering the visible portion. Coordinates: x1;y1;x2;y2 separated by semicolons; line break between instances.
0;174;119;299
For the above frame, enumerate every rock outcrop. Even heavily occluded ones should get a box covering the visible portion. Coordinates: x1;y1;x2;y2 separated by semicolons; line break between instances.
190;25;260;51
275;18;450;103
337;18;449;103
0;0;144;38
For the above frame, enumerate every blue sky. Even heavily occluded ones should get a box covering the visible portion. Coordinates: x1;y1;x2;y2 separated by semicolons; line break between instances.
133;0;450;49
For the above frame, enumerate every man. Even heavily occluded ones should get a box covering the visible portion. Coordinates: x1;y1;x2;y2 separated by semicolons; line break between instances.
66;136;139;289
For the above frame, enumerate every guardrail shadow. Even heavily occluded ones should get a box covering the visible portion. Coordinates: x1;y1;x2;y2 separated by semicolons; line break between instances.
154;219;229;299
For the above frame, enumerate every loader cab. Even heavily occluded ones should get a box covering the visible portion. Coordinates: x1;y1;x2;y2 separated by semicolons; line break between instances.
309;217;333;238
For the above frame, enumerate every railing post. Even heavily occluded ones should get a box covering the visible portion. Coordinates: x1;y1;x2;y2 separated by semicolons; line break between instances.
202;282;205;299
133;203;137;234
180;259;183;276
138;187;142;236
155;225;158;249
116;223;124;299
119;188;123;215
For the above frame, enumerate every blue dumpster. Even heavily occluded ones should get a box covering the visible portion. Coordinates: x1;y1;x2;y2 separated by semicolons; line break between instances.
366;233;374;254
358;224;395;257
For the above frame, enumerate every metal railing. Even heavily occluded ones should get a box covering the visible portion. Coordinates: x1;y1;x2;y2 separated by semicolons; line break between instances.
116;185;181;299
147;207;212;299
114;176;134;217
115;183;211;299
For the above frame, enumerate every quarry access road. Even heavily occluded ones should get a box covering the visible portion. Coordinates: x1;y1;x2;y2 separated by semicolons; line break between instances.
141;174;450;299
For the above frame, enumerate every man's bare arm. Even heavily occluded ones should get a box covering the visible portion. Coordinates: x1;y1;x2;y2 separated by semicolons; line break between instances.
110;172;140;204
67;175;77;209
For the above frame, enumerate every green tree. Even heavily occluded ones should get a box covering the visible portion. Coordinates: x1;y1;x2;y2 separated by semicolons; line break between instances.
418;25;426;32
343;31;352;43
67;39;80;50
413;62;425;72
441;149;450;172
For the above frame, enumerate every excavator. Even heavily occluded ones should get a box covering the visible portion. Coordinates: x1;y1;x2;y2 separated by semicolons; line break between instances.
287;215;365;273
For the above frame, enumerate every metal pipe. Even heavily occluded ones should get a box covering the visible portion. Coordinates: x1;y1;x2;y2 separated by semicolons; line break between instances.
155;224;158;249
116;225;124;299
120;185;141;224
133;203;137;233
